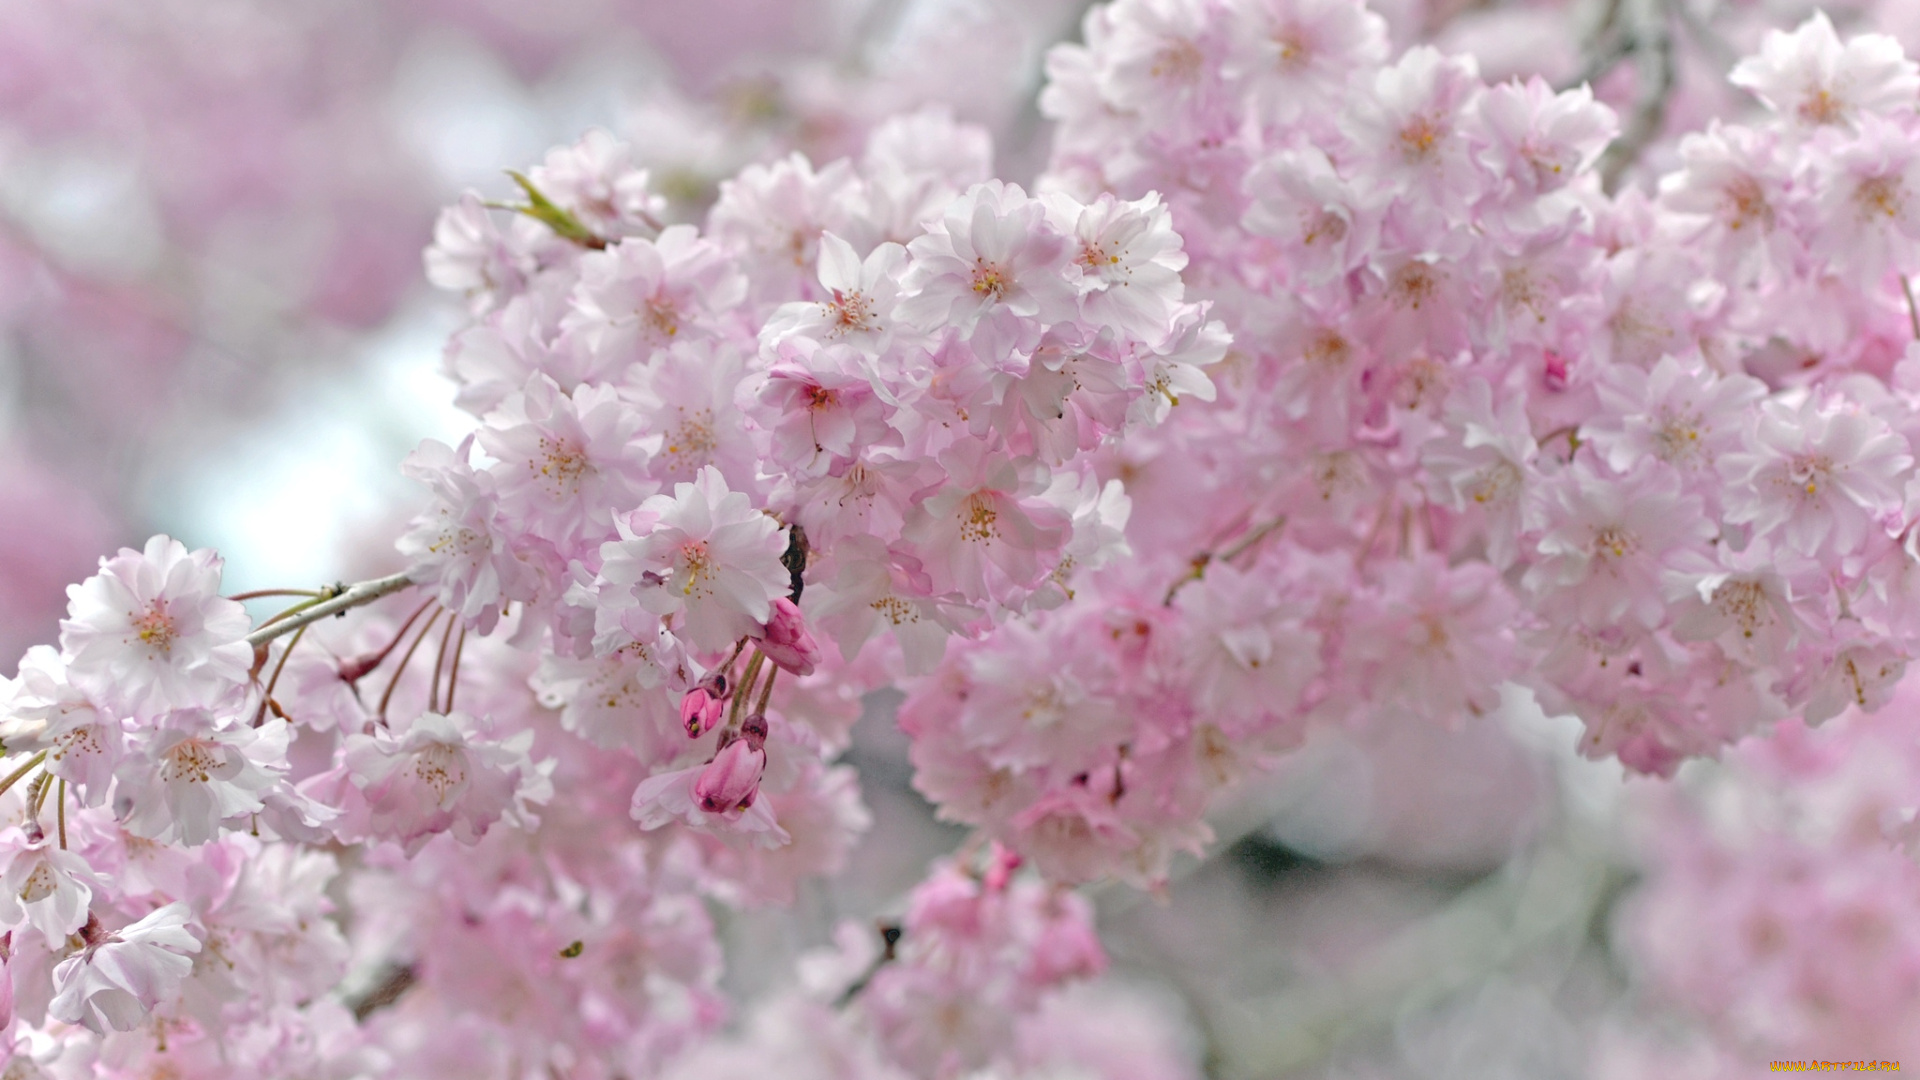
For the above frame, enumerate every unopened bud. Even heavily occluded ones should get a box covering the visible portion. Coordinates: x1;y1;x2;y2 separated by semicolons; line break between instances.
693;734;766;814
757;598;821;677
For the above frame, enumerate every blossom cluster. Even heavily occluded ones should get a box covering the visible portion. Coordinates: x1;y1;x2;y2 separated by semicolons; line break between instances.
8;0;1920;1075
997;0;1920;809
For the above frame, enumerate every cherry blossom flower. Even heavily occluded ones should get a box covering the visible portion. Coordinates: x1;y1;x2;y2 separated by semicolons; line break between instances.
337;710;551;855
58;535;252;719
1589;355;1767;479
116;713;291;847
566;226;748;360
692;717;769;816
423;193;533;311
397;437;530;636
524;128;666;240
1525;458;1716;629
1047;190;1190;338
48;903;201;1035
1345;46;1486;207
1471;76;1617;199
594;467;791;653
761;232;908;356
0;831;95;949
1729;12;1920;132
898;180;1076;349
1720;394;1913;558
476;374;655;549
804;538;984;675
1224;0;1388;124
1;647;124;805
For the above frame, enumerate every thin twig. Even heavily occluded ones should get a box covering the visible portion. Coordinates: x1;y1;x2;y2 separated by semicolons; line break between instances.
56;779;66;849
445;624;468;714
348;964;418;1021
245;571;417;649
226;588;323;602
254;623;308;726
1902;275;1920;342
377;609;444;721
427;612;457;714
340;596;438;683
1163;516;1288;606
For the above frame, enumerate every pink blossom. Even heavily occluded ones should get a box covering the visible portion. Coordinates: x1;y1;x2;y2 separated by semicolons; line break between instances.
1720;395;1913;558
709;154;864;305
524;128;666;239
595;466;790;653
337;710;551;855
1242;148;1385;287
898;180;1076;348
1175;561;1322;728
58;535;252;719
423;193;533;311
1046;190;1190;339
1224;0;1388;124
396;436;529;636
0;831;94;949
804;538;984;675
1471;76;1617;199
1524;458;1716;629
630;762;790;849
1810;115;1920;284
761;232;908;356
1729;12;1920;132
1589;355;1767;480
680;680;729;741
900;446;1073;605
48;903;200;1035
1;646;123;805
1345;46;1486;207
476;374;655;549
753;339;901;481
565;225;748;360
116;713;290;847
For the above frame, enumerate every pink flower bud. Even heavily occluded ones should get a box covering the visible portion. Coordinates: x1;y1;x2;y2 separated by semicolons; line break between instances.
693;732;766;814
680;673;730;738
1542;350;1570;393
757;597;821;677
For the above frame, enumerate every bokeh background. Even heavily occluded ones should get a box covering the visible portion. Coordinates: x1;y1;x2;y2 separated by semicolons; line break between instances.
7;0;1920;1075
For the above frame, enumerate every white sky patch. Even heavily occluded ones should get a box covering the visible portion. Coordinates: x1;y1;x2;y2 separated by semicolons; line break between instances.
147;299;472;603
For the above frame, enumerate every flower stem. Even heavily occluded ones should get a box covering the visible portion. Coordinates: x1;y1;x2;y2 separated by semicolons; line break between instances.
377;608;444;721
253;622;308;726
428;609;458;713
754;665;779;716
444;623;468;714
0;751;47;800
729;650;767;730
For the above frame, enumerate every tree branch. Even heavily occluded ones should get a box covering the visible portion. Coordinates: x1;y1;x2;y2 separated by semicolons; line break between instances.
245;571;418;648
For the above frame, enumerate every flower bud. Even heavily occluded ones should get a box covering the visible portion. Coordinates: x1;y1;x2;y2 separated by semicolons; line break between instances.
757;597;821;677
680;672;730;738
693;731;766;814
